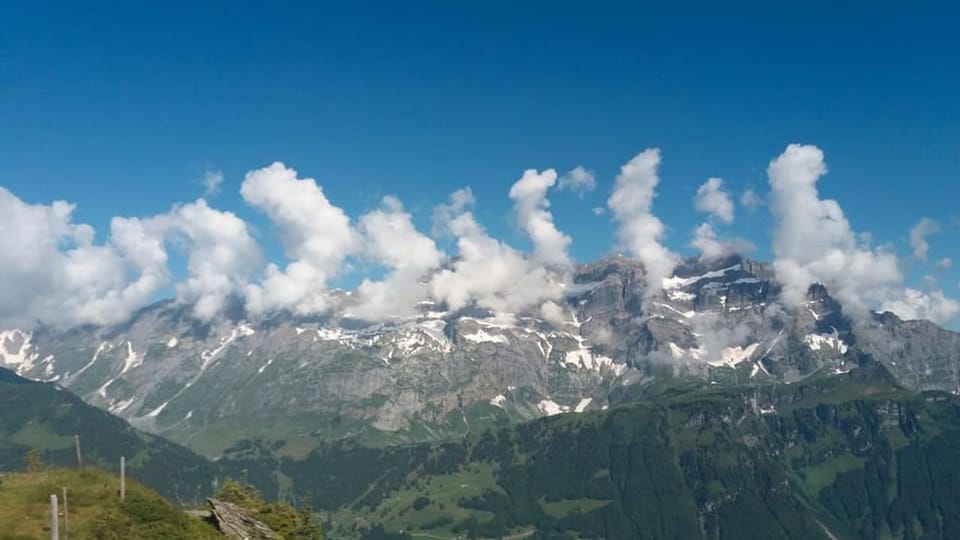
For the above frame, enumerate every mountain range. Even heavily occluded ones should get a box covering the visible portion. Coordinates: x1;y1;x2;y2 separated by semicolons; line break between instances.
2;254;958;460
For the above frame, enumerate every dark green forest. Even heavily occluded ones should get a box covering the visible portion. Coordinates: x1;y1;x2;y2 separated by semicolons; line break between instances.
271;364;960;539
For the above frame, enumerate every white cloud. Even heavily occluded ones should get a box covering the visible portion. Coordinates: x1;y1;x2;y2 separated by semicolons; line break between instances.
767;144;902;318
201;170;224;195
349;196;444;320
607;148;678;296
508;168;572;267
0;188;170;328
936;257;953;270
160;200;262;320
691;177;740;259
694;177;734;224
740;188;762;211
94;199;263;322
431;187;476;237
883;288;960;326
690;223;755;260
909;218;939;261
429;190;565;314
592;207;606;216
240;162;355;315
691;223;726;260
557;166;596;196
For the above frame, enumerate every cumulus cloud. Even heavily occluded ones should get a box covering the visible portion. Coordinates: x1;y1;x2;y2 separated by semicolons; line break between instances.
429;189;565;314
557;166;596;196
883;288;960;325
0;188;170;328
89;199;263;322
607;148;678;296
158;200;262;320
909;218;939;261
508;168;572;267
767;144;902;318
431;187;476;237
740;188;762;211
690;177;747;259
349;196;444;320
592;207;605;216
201;170;224;195
694;177;734;224
936;257;953;270
691;223;726;260
240;162;355;315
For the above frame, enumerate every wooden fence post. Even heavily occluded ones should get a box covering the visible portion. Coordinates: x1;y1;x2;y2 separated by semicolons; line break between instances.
74;435;82;468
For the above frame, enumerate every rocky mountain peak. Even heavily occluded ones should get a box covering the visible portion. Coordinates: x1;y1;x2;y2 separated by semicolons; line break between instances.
1;253;957;456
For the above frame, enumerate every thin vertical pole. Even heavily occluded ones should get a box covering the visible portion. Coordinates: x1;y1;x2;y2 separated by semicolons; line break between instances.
120;456;126;501
62;487;69;540
50;494;59;540
74;435;82;468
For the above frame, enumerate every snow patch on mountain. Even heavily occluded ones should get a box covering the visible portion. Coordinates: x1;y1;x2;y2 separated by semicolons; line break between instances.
462;328;509;344
257;358;275;374
711;343;760;368
667;290;696;302
662;264;742;290
201;323;254;368
653;302;696;320
804;333;848;354
120;341;142;374
538;399;569;416
146;401;168;417
0;329;40;373
72;342;109;380
315;327;365;347
574;397;593;412
380;325;453;358
110;397;135;414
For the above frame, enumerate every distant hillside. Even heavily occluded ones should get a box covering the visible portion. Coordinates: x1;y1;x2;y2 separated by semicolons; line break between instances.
0;367;218;503
251;363;960;540
0;467;220;540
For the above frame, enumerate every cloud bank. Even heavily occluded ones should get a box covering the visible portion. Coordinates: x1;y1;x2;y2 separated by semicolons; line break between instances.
0;144;956;329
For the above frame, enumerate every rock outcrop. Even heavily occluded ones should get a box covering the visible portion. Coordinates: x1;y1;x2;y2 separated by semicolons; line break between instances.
206;498;277;539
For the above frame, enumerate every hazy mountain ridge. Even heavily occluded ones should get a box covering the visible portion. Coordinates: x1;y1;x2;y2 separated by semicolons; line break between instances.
2;254;958;456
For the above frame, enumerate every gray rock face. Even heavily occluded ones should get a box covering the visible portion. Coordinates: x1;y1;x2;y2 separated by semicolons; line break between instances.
0;254;956;456
206;498;277;539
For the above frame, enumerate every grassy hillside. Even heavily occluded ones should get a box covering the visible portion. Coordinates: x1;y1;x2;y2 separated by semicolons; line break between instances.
0;467;220;540
244;363;960;540
0;368;218;503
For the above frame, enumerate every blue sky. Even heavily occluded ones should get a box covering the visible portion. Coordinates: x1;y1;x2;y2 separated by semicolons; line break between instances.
1;2;958;322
